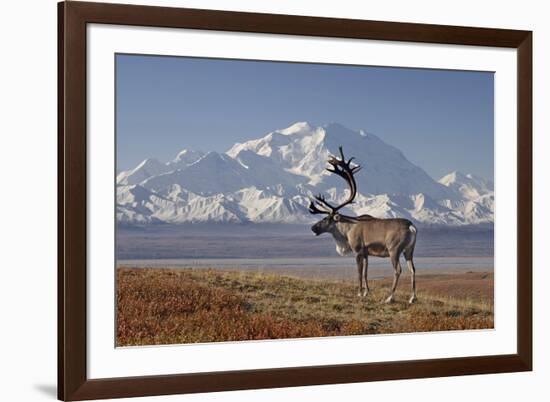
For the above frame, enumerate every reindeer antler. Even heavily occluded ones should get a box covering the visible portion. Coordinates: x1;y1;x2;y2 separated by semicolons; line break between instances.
326;146;361;211
308;146;361;215
308;193;335;215
308;200;331;215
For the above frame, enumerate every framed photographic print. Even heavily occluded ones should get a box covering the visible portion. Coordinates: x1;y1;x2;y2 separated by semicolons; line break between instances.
58;1;532;400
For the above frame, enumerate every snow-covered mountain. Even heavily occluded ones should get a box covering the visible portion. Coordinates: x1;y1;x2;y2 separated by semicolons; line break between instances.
116;149;206;185
117;122;494;226
116;158;170;186
227;122;454;200
438;171;494;200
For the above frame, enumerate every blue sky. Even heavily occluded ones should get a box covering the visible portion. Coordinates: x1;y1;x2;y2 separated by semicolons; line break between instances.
116;54;494;180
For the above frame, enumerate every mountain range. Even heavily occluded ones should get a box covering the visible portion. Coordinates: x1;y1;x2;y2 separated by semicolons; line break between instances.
116;122;494;226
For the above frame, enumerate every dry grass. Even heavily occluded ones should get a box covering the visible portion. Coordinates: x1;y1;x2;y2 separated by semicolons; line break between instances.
116;268;493;346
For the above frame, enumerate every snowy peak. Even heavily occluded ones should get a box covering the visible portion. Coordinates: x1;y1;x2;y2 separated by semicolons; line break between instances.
226;121;323;158
439;171;493;200
170;149;205;167
278;121;315;135
142;151;252;195
116;158;169;185
117;149;206;186
227;121;454;199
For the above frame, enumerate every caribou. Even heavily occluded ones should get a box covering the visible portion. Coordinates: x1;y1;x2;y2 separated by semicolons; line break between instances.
309;147;418;304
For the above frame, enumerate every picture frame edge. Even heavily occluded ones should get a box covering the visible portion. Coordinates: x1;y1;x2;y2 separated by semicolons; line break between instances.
516;31;533;371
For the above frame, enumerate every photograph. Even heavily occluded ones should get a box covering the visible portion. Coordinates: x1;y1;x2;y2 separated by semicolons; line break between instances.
115;54;495;347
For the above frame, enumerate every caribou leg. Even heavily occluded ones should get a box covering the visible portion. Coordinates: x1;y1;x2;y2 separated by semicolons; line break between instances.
405;257;417;304
404;246;417;303
355;253;365;297
362;254;369;297
385;252;402;303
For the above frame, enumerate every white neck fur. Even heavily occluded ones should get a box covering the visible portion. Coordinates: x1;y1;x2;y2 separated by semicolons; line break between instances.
331;222;353;256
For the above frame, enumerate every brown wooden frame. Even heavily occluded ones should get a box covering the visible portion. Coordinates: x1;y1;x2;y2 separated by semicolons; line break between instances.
58;1;532;400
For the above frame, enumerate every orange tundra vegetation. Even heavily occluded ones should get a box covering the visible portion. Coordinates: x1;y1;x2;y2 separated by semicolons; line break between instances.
116;267;493;346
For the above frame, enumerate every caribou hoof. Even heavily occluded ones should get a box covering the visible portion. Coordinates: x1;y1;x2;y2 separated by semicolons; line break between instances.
408;295;417;304
362;289;369;298
384;295;394;304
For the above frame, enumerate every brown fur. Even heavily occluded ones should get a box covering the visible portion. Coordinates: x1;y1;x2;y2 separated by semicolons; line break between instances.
312;215;417;303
